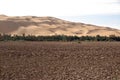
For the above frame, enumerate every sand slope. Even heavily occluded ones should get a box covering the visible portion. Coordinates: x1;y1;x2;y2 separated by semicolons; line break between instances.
0;15;120;36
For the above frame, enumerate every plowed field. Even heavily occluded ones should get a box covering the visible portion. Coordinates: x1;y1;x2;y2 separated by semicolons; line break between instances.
0;42;120;80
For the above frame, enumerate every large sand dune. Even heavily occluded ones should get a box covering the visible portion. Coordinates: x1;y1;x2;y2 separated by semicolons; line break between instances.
0;15;120;36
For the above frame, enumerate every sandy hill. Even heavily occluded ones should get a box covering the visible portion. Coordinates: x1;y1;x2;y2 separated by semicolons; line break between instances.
0;15;120;36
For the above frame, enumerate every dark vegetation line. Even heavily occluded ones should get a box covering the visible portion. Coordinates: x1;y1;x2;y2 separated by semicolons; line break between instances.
0;33;120;41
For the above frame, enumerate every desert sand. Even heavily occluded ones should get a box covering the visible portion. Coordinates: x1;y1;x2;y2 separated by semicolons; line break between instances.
0;15;120;36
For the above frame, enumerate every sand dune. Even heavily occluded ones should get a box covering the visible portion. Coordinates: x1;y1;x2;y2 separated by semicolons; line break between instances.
0;15;120;36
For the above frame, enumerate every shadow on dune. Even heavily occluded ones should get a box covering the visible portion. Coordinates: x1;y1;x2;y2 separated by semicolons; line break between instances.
0;20;37;33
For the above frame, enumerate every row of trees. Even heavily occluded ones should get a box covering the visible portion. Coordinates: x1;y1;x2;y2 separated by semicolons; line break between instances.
0;34;120;41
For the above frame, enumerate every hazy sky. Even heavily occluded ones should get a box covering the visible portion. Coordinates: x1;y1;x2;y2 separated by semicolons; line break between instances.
57;14;120;29
0;0;120;29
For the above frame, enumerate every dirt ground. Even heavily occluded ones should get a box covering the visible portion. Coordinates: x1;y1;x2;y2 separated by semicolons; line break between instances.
0;41;120;80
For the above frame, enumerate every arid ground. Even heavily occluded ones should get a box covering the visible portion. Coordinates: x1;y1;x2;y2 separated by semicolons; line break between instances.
0;15;120;36
0;42;120;80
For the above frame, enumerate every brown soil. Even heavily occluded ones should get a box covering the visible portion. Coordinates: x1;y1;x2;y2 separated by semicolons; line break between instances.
0;42;120;80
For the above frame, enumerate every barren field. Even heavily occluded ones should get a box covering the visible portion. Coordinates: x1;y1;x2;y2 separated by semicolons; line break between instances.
0;42;120;80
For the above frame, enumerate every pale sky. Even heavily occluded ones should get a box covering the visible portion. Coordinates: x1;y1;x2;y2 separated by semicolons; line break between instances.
0;0;120;29
0;0;120;16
